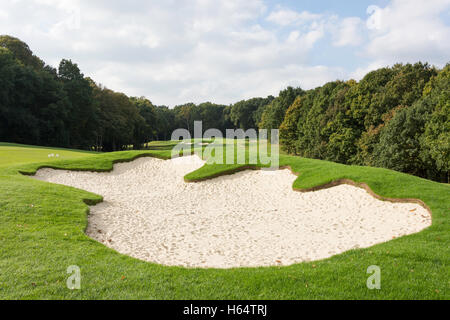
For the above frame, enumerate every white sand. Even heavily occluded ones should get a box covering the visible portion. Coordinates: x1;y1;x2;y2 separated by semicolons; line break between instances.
32;155;431;268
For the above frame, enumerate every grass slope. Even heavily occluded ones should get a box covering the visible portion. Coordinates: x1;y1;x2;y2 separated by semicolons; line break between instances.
0;141;448;299
0;143;98;169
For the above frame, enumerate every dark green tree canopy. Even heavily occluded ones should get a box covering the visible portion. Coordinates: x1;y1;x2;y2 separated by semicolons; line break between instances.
230;96;274;130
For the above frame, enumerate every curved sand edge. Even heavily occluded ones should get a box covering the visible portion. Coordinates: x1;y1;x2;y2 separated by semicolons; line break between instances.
186;164;432;216
295;178;432;215
31;155;432;268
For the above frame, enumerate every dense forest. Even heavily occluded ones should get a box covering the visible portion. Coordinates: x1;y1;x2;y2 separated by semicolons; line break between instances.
279;63;449;183
0;35;448;182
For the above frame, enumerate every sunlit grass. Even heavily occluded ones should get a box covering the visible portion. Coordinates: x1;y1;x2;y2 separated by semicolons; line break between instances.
0;142;98;168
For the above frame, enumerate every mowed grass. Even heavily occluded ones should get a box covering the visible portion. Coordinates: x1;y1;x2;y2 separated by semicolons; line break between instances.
0;143;98;169
0;141;449;299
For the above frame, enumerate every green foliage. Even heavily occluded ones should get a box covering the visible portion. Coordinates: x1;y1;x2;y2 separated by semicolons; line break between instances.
420;65;450;182
374;100;431;176
373;65;449;181
0;35;44;70
199;102;230;133
230;96;274;130
354;62;437;165
130;97;157;148
422;103;449;181
279;63;448;182
91;85;143;151
0;36;157;152
297;82;348;160
279;96;303;154
173;103;197;134
58;59;97;149
171;102;232;136
154;106;176;140
0;46;71;147
259;87;303;131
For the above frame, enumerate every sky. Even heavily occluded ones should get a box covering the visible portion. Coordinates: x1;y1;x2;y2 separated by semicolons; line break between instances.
1;0;449;106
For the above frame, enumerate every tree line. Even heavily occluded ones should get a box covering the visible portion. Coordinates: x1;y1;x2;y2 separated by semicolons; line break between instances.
0;36;448;182
279;63;449;183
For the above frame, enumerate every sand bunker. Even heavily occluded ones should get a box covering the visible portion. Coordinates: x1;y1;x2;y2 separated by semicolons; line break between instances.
32;155;431;268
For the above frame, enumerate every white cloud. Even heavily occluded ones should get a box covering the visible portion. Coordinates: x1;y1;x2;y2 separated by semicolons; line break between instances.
1;0;338;105
289;25;325;49
267;7;363;49
0;0;448;106
332;17;364;47
364;0;450;65
348;0;450;81
266;8;322;26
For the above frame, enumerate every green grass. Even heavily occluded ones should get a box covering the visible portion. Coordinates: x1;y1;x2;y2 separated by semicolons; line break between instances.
0;141;448;299
0;142;98;169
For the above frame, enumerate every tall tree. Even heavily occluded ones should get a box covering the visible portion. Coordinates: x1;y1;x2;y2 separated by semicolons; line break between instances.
58;59;96;149
0;35;44;70
259;87;303;131
130;96;157;147
0;47;70;146
230;96;274;130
